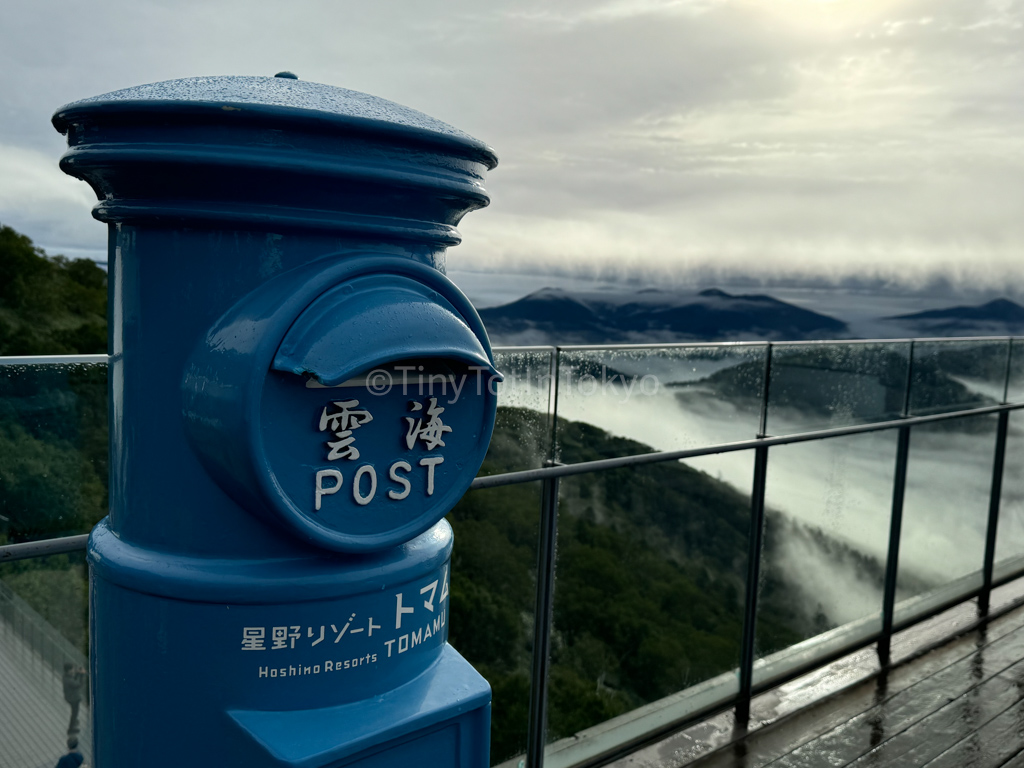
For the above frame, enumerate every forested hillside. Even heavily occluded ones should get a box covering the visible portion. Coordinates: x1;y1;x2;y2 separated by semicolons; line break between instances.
0;225;107;356
446;408;851;763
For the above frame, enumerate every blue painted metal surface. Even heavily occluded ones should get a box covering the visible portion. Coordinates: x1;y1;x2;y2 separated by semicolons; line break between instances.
53;75;499;767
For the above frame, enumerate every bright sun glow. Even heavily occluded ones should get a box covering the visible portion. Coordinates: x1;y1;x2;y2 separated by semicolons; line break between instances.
745;0;921;31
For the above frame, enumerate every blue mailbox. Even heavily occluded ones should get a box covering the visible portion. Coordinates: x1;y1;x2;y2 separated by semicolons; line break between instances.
53;75;500;767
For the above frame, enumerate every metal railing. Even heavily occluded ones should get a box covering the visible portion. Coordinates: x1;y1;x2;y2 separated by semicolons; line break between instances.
481;339;1024;768
3;340;1024;768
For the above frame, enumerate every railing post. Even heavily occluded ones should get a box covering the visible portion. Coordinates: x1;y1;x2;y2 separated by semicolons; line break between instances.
525;347;562;768
878;341;915;668
547;348;562;463
981;340;1016;614
737;344;773;725
879;426;911;668
525;473;561;768
981;410;1010;615
1002;339;1015;406
757;344;773;440
737;445;769;725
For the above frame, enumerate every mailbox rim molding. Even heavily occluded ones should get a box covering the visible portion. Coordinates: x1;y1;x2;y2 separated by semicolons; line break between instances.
87;518;454;603
183;254;500;554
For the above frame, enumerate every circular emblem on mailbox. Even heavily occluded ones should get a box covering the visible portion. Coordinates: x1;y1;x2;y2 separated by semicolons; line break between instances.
183;257;500;553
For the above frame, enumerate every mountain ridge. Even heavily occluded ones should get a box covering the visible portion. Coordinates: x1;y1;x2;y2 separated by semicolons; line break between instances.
478;286;849;344
885;297;1024;336
890;297;1024;323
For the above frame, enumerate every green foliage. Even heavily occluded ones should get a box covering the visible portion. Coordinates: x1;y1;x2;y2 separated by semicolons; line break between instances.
0;419;101;538
0;554;89;656
551;514;741;715
0;364;108;542
0;225;107;356
557;420;752;574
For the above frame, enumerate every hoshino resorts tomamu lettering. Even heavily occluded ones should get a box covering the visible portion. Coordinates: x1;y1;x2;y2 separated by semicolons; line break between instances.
244;569;449;681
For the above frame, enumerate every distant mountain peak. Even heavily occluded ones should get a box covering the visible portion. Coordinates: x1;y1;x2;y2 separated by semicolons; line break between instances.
981;298;1024;312
890;297;1024;324
523;286;567;298
698;288;730;298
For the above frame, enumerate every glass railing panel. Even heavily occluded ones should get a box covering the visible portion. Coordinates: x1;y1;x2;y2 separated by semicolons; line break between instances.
752;432;894;685
892;570;986;631
0;359;108;545
482;347;555;476
493;347;554;416
447;482;542;767
555;344;767;462
996;410;1024;574
908;339;1010;416
539;668;738;768
751;614;881;692
894;415;997;624
1005;338;1024;404
546;453;750;745
765;342;911;435
0;552;92;763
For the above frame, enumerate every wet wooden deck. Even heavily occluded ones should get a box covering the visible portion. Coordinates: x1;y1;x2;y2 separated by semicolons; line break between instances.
618;601;1024;768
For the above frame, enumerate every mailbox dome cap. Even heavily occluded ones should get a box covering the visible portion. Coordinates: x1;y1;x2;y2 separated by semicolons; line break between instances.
52;75;497;169
53;76;497;240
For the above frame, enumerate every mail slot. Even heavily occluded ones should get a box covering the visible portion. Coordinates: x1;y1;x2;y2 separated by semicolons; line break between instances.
54;74;499;767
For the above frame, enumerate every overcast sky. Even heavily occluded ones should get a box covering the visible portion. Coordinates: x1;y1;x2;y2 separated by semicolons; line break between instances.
2;0;1023;290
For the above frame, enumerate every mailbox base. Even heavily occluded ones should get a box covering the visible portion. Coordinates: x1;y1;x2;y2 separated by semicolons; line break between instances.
88;520;487;766
230;644;490;767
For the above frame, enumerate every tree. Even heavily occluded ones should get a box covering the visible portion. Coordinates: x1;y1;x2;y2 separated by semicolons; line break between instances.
0;225;107;356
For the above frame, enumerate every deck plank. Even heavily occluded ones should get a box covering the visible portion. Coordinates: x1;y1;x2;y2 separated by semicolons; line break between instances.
921;696;1024;768
686;608;1024;768
994;746;1024;767
683;608;1024;768
847;660;1024;767
766;622;1024;768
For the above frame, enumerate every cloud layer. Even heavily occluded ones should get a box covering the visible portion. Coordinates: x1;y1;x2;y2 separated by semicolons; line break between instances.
2;0;1023;288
